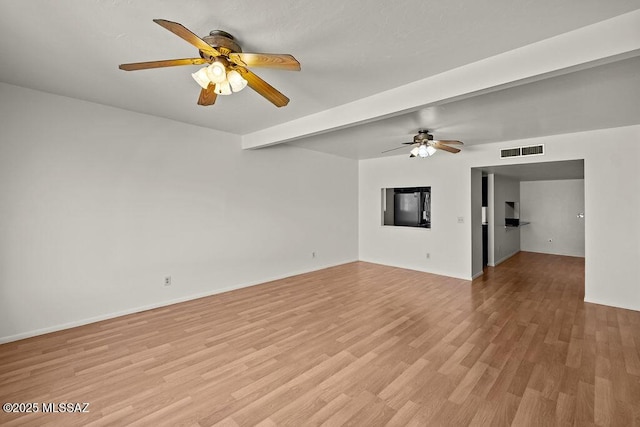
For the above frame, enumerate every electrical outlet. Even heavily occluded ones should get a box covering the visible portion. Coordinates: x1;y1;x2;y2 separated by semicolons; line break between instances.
164;276;172;286
457;217;464;223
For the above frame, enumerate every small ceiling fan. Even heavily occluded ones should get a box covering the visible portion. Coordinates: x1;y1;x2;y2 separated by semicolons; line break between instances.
382;130;463;157
119;19;300;107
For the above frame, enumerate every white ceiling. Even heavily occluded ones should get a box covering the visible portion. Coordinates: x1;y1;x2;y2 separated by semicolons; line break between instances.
288;56;640;159
1;0;639;159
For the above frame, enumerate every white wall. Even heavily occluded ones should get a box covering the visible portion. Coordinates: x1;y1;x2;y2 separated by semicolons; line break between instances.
1;84;639;343
491;175;521;265
0;83;359;343
487;174;495;267
359;152;473;280
470;169;483;277
359;124;640;312
520;179;585;257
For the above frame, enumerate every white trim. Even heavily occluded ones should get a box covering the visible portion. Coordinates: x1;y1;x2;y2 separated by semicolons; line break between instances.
583;297;640;313
488;250;520;267
0;259;358;344
358;258;472;281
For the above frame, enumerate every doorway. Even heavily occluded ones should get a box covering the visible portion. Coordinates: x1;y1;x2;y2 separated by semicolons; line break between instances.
471;159;585;278
482;176;488;268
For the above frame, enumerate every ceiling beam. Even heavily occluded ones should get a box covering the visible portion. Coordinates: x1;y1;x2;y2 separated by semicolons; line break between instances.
241;10;640;150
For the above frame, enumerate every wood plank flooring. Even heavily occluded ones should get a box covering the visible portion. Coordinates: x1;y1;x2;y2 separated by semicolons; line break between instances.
1;252;639;426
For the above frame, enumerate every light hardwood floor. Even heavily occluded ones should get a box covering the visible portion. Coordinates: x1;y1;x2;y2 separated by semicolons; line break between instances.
1;252;639;426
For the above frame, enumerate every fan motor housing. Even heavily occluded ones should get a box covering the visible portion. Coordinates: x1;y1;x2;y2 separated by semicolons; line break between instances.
414;130;434;143
201;30;242;57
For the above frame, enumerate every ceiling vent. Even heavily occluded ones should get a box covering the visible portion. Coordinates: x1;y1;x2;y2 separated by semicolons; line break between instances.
500;144;544;159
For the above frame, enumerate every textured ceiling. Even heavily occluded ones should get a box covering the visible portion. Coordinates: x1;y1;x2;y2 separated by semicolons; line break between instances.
1;0;639;142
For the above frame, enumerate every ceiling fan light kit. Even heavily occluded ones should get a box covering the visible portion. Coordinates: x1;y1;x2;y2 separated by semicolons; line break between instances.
227;70;248;92
191;67;212;89
412;144;437;157
205;60;227;84
214;80;233;96
119;20;301;107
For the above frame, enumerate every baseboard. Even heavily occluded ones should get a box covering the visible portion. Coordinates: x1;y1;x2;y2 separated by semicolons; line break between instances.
471;270;484;280
584;297;640;313
489;250;520;267
520;249;585;258
358;258;472;281
0;259;358;344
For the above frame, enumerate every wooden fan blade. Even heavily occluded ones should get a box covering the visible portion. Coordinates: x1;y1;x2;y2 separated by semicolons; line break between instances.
381;146;407;154
153;19;221;58
119;58;208;71
197;84;217;106
433;142;461;153
402;142;417;145
228;53;301;71
237;68;289;107
434;139;464;145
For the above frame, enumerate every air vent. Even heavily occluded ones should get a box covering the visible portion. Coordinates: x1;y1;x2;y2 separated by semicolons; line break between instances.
500;147;521;158
522;144;544;156
500;144;544;159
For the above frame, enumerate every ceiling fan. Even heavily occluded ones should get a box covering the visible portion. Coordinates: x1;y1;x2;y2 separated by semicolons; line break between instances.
382;130;463;157
119;19;300;107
